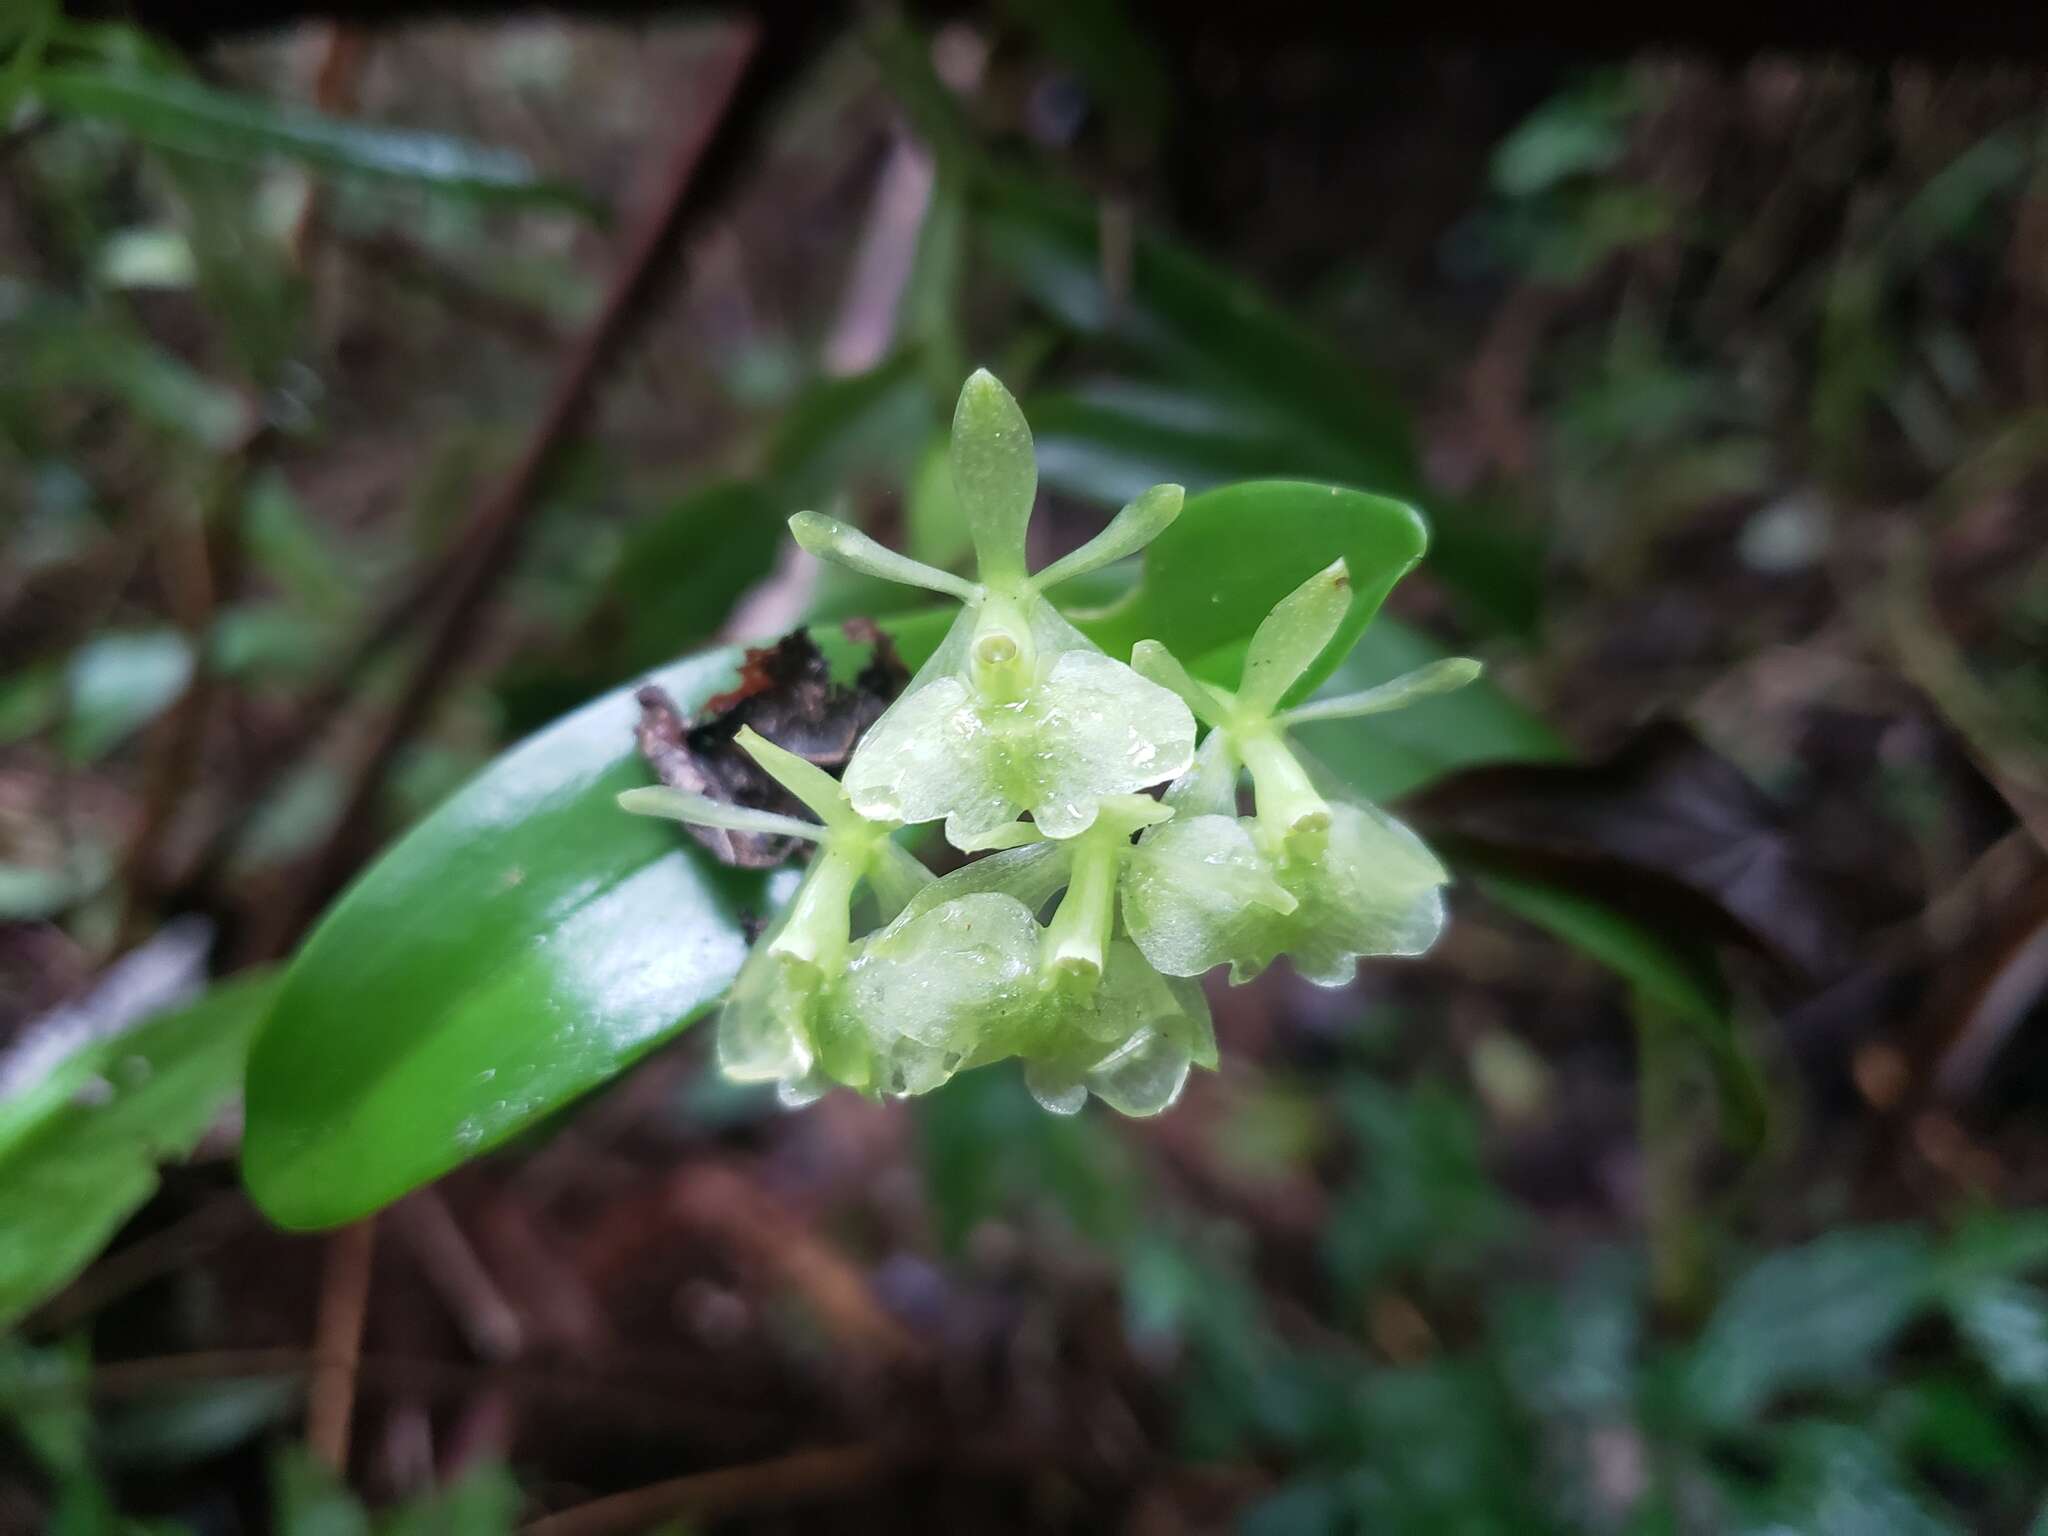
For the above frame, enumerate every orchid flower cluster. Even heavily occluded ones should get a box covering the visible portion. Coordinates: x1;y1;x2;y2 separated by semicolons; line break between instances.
620;372;1479;1117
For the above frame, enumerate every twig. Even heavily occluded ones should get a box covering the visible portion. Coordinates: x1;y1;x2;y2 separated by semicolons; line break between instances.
4;1347;770;1435
388;1191;524;1362
286;23;368;268
664;1166;926;1368
278;22;769;938
115;426;264;948
307;1219;377;1472
518;1444;906;1536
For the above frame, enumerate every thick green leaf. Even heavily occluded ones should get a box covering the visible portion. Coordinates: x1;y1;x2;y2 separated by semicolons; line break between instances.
1029;381;1542;637
243;649;769;1230
30;67;592;212
1079;480;1428;701
0;971;276;1328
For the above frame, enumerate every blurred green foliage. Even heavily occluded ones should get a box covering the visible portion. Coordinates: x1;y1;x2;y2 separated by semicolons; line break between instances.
926;1059;2048;1534
5;11;2048;1530
0;973;277;1328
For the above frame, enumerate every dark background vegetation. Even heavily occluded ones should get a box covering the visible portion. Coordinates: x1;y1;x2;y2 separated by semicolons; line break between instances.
5;2;2048;1531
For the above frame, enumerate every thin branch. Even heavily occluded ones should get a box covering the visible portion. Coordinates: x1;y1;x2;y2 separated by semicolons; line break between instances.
388;1191;524;1362
173;20;837;939
518;1444;906;1536
306;1219;377;1472
276;21;782;940
3;1347;770;1434
285;23;368;267
114;423;265;947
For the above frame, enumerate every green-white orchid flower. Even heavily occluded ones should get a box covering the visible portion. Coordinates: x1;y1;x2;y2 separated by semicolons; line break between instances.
618;725;934;1103
1019;941;1215;1117
1133;560;1481;986
859;794;1242;1115
943;793;1297;989
790;370;1196;850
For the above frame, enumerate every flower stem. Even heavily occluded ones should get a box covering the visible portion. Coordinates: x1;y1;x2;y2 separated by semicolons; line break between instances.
1240;731;1331;860
1043;839;1117;994
768;848;861;977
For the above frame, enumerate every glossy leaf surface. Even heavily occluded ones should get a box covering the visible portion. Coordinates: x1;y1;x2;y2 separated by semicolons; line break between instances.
242;651;768;1229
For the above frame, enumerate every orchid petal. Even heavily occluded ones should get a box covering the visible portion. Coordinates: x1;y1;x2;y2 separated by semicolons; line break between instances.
788;511;979;600
952;369;1037;588
732;725;859;829
844;892;1042;1051
1016;651;1195;840
616;786;822;843
842;673;1019;835
1239;558;1350;714
1130;639;1228;727
1122;814;1296;977
1030;483;1183;593
1281;657;1483;726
